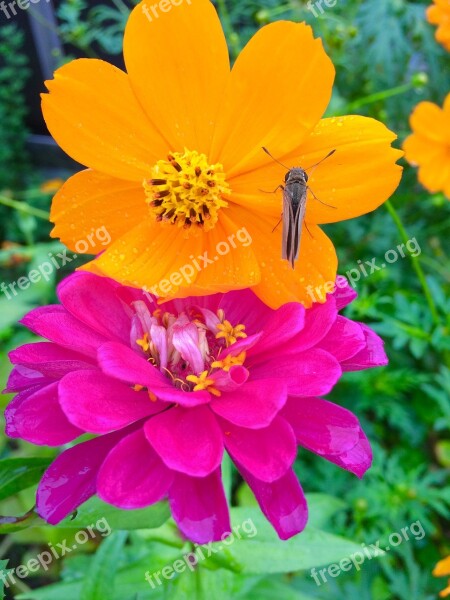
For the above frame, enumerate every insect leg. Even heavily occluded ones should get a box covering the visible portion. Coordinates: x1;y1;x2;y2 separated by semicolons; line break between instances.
259;184;284;194
308;186;337;209
304;222;314;239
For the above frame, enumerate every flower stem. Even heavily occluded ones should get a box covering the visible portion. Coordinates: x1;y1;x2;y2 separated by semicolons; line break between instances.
343;83;413;113
385;199;440;326
0;195;49;220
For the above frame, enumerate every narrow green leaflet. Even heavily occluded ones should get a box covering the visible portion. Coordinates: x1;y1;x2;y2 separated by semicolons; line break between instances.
0;457;52;502
0;560;9;600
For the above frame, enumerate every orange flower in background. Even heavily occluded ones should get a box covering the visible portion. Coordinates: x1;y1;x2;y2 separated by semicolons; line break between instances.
42;0;402;309
433;555;450;597
403;93;450;200
427;0;450;52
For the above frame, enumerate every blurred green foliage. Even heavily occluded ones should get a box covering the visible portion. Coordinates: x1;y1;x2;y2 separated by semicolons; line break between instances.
0;0;449;599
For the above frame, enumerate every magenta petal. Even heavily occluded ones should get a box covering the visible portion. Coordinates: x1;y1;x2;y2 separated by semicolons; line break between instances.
211;365;249;392
97;342;210;407
249;303;305;358
250;349;341;397
218;289;272;336
9;342;95;378
5;382;82;446
20;306;107;359
59;370;164;434
282;397;361;456
57;273;130;344
238;464;308;540
221;416;296;482
322;430;373;478
36;427;129;524
169;469;231;543
211;379;287;429
333;276;358;310
317;316;366;362
341;324;388;371
220;333;262;359
162;293;222;317
5;365;53;392
145;406;223;477
284;296;337;353
97;427;173;508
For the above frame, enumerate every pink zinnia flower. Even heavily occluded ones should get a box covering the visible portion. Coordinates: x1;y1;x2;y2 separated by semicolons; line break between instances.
4;273;387;543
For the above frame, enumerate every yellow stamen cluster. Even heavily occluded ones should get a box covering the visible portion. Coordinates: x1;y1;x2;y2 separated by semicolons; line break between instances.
144;148;230;233
186;371;221;397
216;320;247;347
136;332;150;352
211;351;246;372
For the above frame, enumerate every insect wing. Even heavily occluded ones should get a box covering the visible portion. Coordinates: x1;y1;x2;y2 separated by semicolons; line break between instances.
291;194;307;267
281;186;296;264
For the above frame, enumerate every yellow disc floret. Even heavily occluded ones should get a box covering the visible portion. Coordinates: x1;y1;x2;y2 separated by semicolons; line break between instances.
144;148;230;233
186;371;221;397
216;320;247;347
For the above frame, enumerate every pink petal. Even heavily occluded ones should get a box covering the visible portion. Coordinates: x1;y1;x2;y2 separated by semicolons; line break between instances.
283;296;337;353
282;397;361;455
211;379;287;428
97;341;210;407
5;365;53;392
162;294;222;316
341;324;388;371
57;272;131;344
145;406;223;477
218;289;272;336
249;349;341;397
220;416;296;482
59;370;165;434
210;365;249;392
97;427;173;508
5;382;82;446
20;306;108;359
172;319;204;373
238;464;308;540
317;316;366;362
36;427;130;524
219;333;262;359
169;469;231;543
333;276;358;310
322;430;373;478
9;342;96;379
248;302;305;358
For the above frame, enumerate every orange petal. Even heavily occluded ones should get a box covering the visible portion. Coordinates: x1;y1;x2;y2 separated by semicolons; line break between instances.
230;115;403;225
417;149;450;193
228;206;337;309
403;133;445;166
81;220;203;295
434;557;450;577
123;0;229;155
50;170;147;254
42;59;168;181
410;101;450;144
210;21;335;177
177;211;261;296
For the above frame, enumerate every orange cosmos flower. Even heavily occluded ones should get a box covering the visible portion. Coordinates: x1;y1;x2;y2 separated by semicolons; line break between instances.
403;93;450;200
42;0;402;309
427;0;450;52
433;555;450;597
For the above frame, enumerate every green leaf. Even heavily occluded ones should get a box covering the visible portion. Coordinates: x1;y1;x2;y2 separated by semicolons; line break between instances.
57;496;170;531
0;457;52;501
306;494;347;529
200;508;365;575
0;560;9;600
81;531;128;600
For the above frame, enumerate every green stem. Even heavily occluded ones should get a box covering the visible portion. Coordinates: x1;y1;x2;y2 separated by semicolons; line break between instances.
385;200;440;326
0;195;49;220
343;83;413;113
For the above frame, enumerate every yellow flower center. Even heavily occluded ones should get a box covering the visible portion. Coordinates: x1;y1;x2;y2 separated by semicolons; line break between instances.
144;148;231;233
211;351;247;372
215;319;247;347
186;371;221;397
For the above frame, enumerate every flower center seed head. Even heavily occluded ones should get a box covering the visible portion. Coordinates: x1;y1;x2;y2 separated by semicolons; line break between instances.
144;148;231;233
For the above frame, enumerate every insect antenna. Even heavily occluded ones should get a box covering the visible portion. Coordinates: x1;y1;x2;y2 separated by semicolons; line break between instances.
262;147;290;170
304;149;336;173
